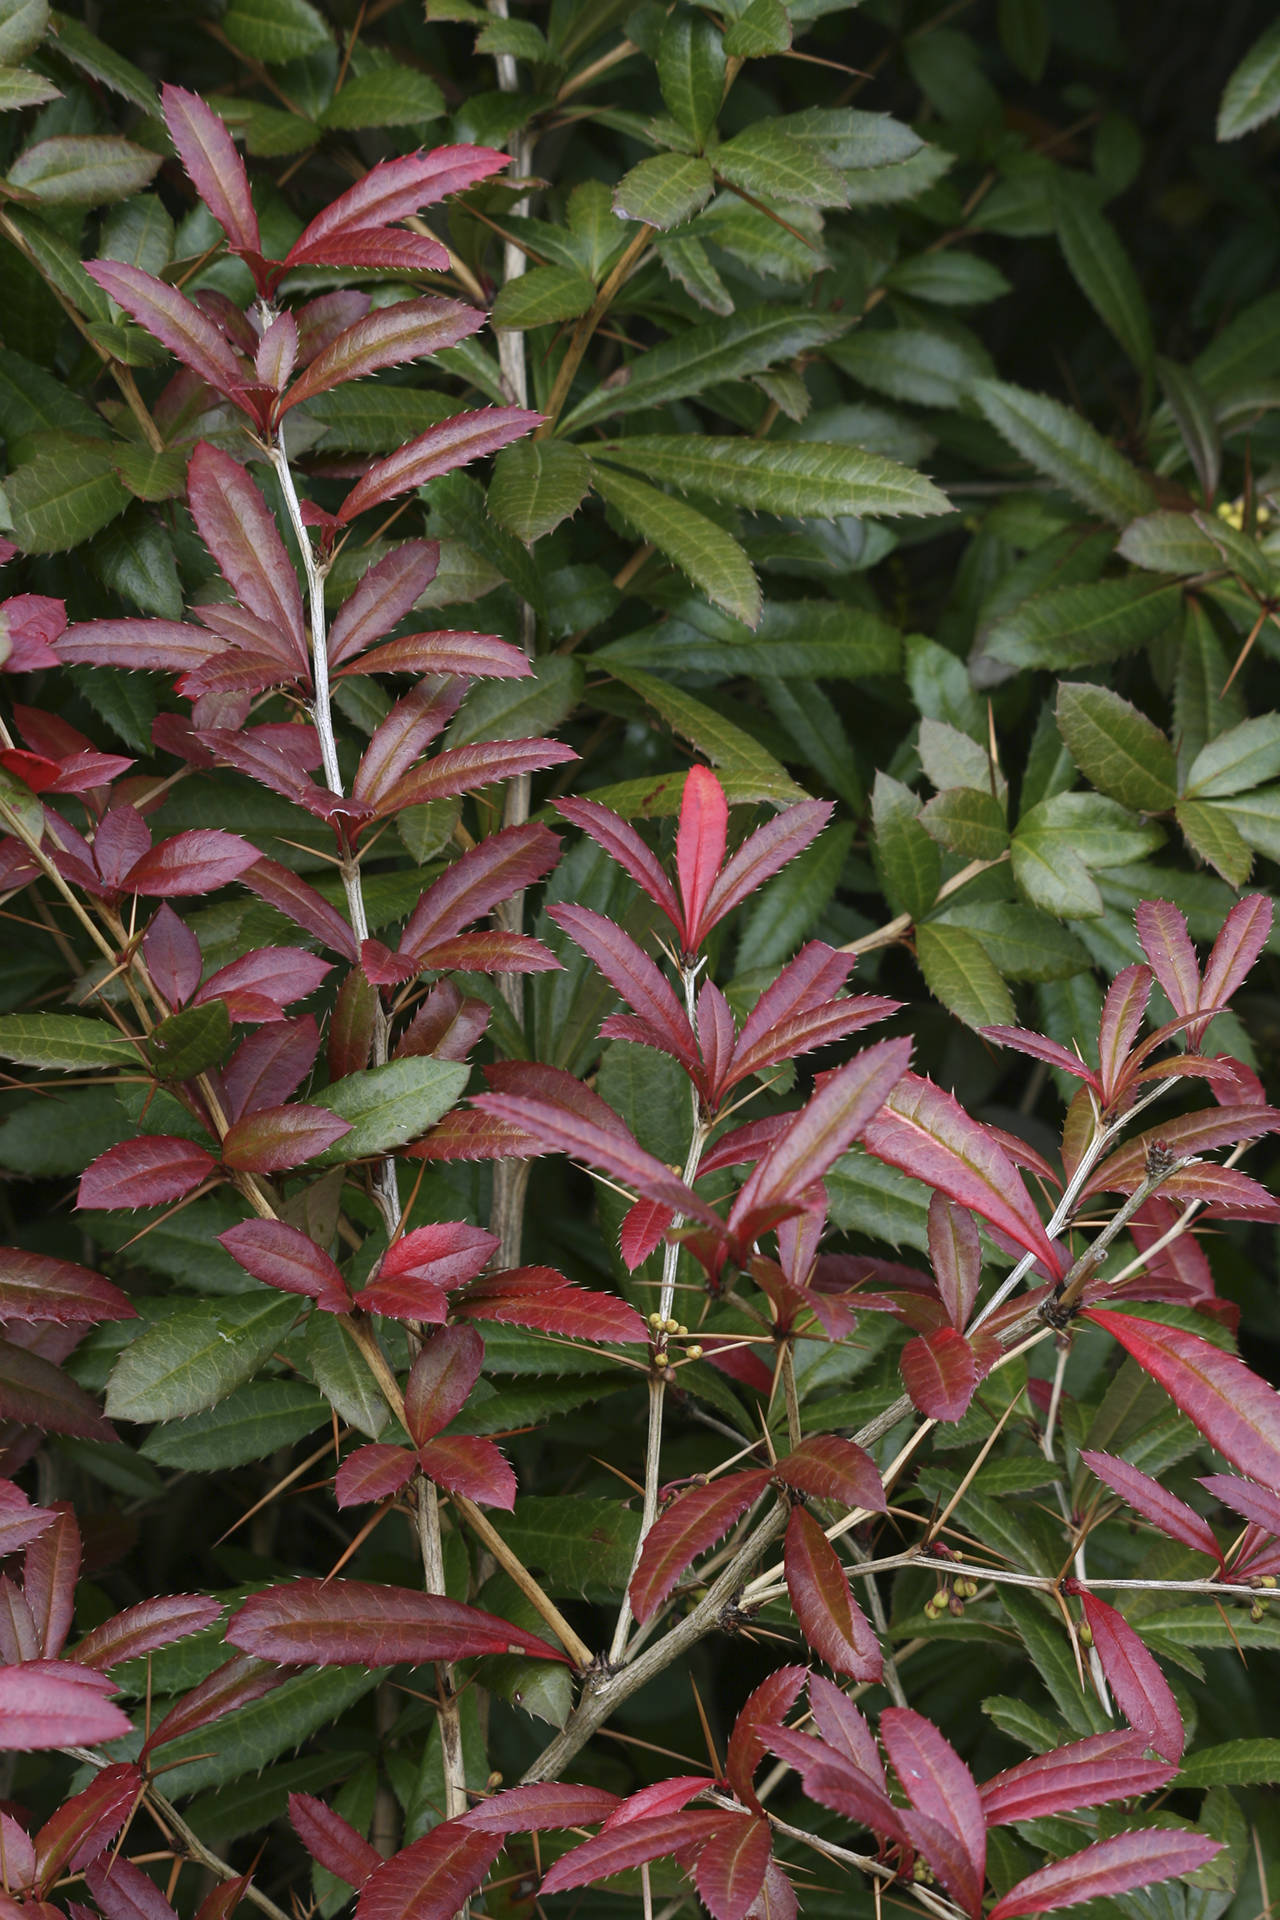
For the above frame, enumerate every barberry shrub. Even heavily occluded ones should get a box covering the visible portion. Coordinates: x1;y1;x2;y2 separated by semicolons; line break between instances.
2;6;1280;1920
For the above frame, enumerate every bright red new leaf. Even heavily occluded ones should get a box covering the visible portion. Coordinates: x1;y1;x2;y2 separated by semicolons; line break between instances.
979;1731;1174;1826
355;1821;502;1920
630;1471;773;1625
1080;1450;1221;1560
77;1136;217;1211
675;764;728;952
989;1828;1222;1920
1078;1590;1183;1761
289;1793;383;1890
784;1505;882;1681
901;1326;979;1421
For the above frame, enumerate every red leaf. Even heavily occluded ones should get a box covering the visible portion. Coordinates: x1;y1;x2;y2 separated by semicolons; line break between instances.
161;86;260;259
144;904;202;1010
196;946;332;1015
193;1871;254;1920
290;1793;382;1889
378;1222;498;1291
1078;1590;1184;1761
85;263;248;404
125;829;260;898
77;1136;217;1211
0;1662;130;1749
1135;900;1200;1017
693;1814;772;1920
784;1505;881;1681
221;1104;351;1174
353;682;467;808
1201;894;1273;1024
0;1575;39;1662
454;1266;648;1342
462;1783;620;1833
1199;1471;1280;1537
348;636;527;690
928;1193;981;1331
702;799;833;936
355;1821;502;1920
56;618;218;673
256;313;297;389
809;1673;885;1782
280;301;487;416
863;1072;1063;1278
144;1654;286;1752
1097;963;1153;1104
1086;1105;1280;1200
800;1754;908;1844
601;1777;710;1829
335;1444;417;1510
227;1578;565;1665
630;1471;773;1625
23;1503;79;1656
620;1196;674;1270
980;1025;1102;1091
1080;1450;1221;1560
675;765;728;951
413;930;558;975
219;1219;350;1313
901;1326;979;1421
337;409;541;524
980;1731;1174;1826
989;1828;1223;1920
357;1277;449;1323
72;1594;222;1672
85;1854;178;1920
1082;1307;1280;1487
187;443;306;668
417;1434;516;1509
407;1108;544;1163
241;859;359;960
292;229;450;275
34;1763;141;1888
555;795;682;931
287;146;510;256
0;1248;133;1326
398;824;561;962
0;1338;115;1441
881;1708;984;1906
403;1326;484;1445
328;543;441;666
540;1812;729;1896
726;994;899;1094
0;1480;55;1557
549;904;699;1071
224;1017;321;1120
375;737;578;814
773;1434;886;1512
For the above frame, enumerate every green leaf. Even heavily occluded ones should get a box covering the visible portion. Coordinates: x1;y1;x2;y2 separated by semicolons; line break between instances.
828;1146;932;1252
982;576;1182;670
997;0;1050;82
714;123;846;207
448;655;582;747
918;719;991;792
105;1294;299;1423
145;1002;233;1083
47;10;156;110
1176;797;1253;886
220;0;331;63
722;0;790;59
475;15;551;60
320;67;444;127
91;511;183;619
1116;511;1222;575
1055;682;1177;812
488;438;590;541
307;386;457;453
111;444;187;503
981;1694;1062;1753
0;64;58;108
0;1013;137;1070
612;152;714;230
6;436;130;553
1013;793;1163;918
1217;16;1280;140
101;192;175;276
974;378;1157;523
1050;171;1154;380
936;901;1088;981
141;1379;329;1470
1176;1740;1280;1788
315;1058;469;1162
7;134;160;203
491;264;595;330
0;0;48;62
871;771;940;921
159;1668;381;1799
492;1497;641;1601
562;307;843;432
1184;713;1280;797
1176;599;1246;781
830;326;993;410
603;661;803;803
589;462;761;627
301;1312;387;1439
919;787;1009;861
657;6;724;147
655;232;734;313
1000;1586;1105;1734
0;348;106;443
600;596;900;679
1211;784;1280;864
590;435;950;520
762;677;862;811
916;921;1014;1029
0;763;46;845
1155;357;1221;504
883;250;1011;307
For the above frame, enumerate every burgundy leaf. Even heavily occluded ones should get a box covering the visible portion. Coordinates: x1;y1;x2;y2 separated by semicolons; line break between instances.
675;765;728;951
187;443;306;667
161;86;260;258
0;1813;35;1893
989;1828;1223;1920
1199;1471;1280;1537
357;1275;449;1323
901;1326;979;1422
144;1654;286;1753
726;995;899;1093
1146;1162;1280;1220
337;409;541;524
287;146;510;256
784;1505;882;1681
193;1870;254;1920
1080;1450;1221;1559
1082;1307;1280;1487
1135;900;1200;1018
375;736;578;813
1078;1590;1184;1761
224;1016;322;1120
0;1249;133;1326
979;1025;1101;1090
292;229;451;274
328;968;376;1080
0;1662;130;1749
78;1137;217;1211
196;947;332;1014
0;1339;115;1441
328;542;441;666
555;795;681;930
417;1434;517;1510
33;1762;141;1887
221;1103;351;1174
809;1672;885;1782
289;1793;382;1890
454;1266;647;1342
408;1108;543;1162
378;1222;498;1293
0;1480;55;1557
864;1072;1063;1277
398;824;561;961
218;1219;350;1314
403;1326;484;1445
620;1196;674;1270
1201;894;1273;1024
549;904;699;1070
461;1783;620;1833
539;1812;729;1896
702;799;833;936
125;829;260;898
256;313;297;389
144;903;203;1010
86;1853;179;1920
802;1755;909;1844
335;1444;417;1511
773;1434;886;1512
280;300;487;416
226;1577;566;1665
73;1594;222;1672
355;1821;502;1920
1086;1105;1280;1200
601;1778;710;1829
56;618;218;673
352;682;468;809
980;1731;1174;1826
348;629;532;680
693;1814;772;1920
23;1503;79;1656
881;1707;984;1898
241;858;359;959
1097;964;1153;1103
294;290;371;363
928;1193;981;1331
411;930;559;975
85;262;248;403
0;1578;38;1662
630;1471;773;1624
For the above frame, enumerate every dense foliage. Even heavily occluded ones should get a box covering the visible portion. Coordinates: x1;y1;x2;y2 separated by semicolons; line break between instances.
4;3;1280;1919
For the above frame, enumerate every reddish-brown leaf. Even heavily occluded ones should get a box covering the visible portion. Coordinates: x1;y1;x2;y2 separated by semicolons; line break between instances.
220;1104;351;1174
0;1249;133;1326
85;1852;178;1920
0;1481;55;1558
784;1505;882;1681
928;1193;981;1331
224;1017;321;1121
72;1594;222;1672
403;1326;484;1446
1134;900;1200;1018
809;1672;885;1781
161;86;260;258
801;1754;909;1844
187;442;306;666
290;229;450;275
555;795;681;930
375;737;578;814
335;1444;416;1511
702;799;833;936
539;1812;729;1896
55;618;218;673
980;1025;1102;1091
125;829;260;898
0;1662;130;1750
219;1219;350;1313
289;1793;382;1889
630;1471;772;1624
1080;1450;1221;1560
280;301;487;415
675;765;728;951
398;824;561;961
0;1339;115;1441
989;1829;1222;1920
337;409;541;524
693;1814;772;1920
23;1503;79;1657
144;1654;286;1753
347;629;531;680
454;1267;648;1342
287;147;510;255
1199;1471;1280;1537
980;1731;1174;1827
241;859;359;960
77;1136;217;1211
724;1663;810;1810
196;946;332;1015
461;1783;620;1833
1077;1591;1183;1761
880;1707;984;1894
773;1434;886;1512
34;1763;141;1888
1201;894;1273;1025
550;904;699;1071
328;543;441;666
901;1326;979;1422
85;263;248;403
226;1578;566;1666
355;1821;502;1920
417;1434;517;1510
619;1196;674;1271
1097;964;1153;1103
601;1777;710;1829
